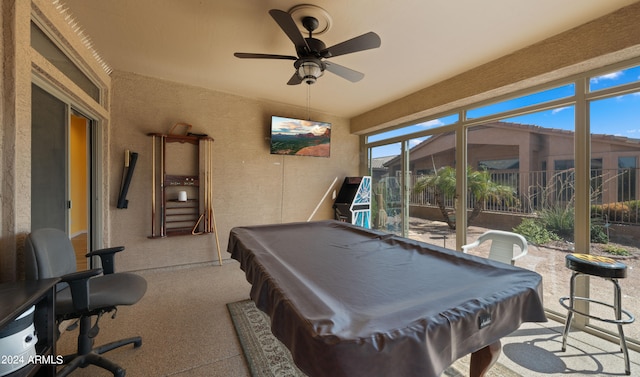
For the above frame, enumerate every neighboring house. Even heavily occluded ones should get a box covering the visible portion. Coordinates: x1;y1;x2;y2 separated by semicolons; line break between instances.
370;155;396;181
382;122;640;209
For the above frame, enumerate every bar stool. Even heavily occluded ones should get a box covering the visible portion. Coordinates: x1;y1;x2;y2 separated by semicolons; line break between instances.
559;253;635;375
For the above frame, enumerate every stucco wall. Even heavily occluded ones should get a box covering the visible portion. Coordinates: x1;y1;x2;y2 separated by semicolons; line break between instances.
108;71;358;271
1;0;37;282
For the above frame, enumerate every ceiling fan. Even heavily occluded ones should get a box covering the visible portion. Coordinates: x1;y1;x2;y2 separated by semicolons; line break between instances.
234;9;381;85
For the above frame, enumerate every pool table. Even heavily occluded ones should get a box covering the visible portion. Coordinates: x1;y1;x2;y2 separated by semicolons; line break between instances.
229;220;546;377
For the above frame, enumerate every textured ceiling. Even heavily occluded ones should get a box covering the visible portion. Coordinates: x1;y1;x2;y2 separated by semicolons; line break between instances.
62;0;638;118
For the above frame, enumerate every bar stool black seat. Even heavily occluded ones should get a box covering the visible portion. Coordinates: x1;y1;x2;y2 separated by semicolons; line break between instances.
559;253;635;375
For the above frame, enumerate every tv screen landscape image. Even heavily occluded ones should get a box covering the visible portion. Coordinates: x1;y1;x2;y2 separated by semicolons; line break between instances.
270;116;331;157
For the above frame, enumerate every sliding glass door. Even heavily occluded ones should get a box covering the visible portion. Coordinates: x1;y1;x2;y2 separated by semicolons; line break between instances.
32;83;95;270
31;84;67;231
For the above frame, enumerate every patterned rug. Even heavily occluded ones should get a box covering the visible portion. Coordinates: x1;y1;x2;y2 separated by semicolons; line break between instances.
227;299;520;377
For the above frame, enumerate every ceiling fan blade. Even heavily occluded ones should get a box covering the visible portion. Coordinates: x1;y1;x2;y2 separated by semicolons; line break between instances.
325;61;365;83
269;9;309;54
234;52;297;60
321;32;381;58
287;72;303;85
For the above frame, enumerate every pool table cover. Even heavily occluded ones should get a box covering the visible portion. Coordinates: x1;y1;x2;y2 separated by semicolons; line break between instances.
229;220;546;377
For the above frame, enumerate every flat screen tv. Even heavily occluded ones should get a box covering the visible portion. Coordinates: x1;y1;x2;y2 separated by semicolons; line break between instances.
270;116;331;157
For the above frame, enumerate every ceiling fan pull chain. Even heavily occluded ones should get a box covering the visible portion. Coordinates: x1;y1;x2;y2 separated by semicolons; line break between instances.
307;84;311;120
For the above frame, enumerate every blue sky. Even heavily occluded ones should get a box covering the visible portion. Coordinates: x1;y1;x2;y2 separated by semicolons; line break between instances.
370;65;640;158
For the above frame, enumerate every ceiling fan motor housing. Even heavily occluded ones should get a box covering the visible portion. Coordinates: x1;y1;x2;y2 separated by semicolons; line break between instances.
298;37;327;58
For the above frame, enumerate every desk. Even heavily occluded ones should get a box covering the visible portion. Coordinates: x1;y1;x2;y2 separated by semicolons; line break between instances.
229;220;546;377
0;279;59;377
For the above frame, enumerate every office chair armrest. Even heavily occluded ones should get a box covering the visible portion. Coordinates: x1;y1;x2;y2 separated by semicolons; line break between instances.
60;268;103;311
86;246;125;274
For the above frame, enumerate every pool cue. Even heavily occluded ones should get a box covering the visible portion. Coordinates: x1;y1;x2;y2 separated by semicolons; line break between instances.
207;138;222;265
205;139;211;232
198;138;206;234
151;137;156;237
206;139;211;233
192;213;204;235
208;140;214;232
212;206;222;265
203;139;208;232
307;176;338;221
211;148;215;222
160;135;166;237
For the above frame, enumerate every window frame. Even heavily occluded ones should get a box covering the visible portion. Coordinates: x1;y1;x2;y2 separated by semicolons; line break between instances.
364;58;640;347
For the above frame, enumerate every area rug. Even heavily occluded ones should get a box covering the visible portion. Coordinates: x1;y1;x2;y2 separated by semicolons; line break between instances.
227;299;520;377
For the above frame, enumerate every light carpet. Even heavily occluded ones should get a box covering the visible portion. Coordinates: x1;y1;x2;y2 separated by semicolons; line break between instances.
227;299;520;377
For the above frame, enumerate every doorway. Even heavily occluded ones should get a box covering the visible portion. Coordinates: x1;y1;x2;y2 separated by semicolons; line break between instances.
31;84;94;271
69;113;90;270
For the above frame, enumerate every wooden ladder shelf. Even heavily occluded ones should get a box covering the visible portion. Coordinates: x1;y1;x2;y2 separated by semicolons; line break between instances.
148;127;222;266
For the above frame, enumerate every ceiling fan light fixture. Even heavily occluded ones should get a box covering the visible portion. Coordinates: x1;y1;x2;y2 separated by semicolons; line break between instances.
298;61;323;85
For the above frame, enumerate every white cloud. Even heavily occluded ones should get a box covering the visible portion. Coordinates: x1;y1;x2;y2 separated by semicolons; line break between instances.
617;130;640;140
552;107;569;114
590;71;623;83
409;138;423;147
614;92;640;100
419;119;444;128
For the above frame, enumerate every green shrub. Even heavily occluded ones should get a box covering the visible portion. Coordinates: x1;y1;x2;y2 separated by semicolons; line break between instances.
590;200;640;222
602;244;630;256
539;207;574;240
626;200;640;222
513;218;560;245
590;222;609;244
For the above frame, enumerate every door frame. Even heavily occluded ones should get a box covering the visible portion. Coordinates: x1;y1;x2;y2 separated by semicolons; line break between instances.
31;77;104;253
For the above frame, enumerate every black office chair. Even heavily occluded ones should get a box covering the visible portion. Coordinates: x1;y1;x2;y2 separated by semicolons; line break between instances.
24;228;147;377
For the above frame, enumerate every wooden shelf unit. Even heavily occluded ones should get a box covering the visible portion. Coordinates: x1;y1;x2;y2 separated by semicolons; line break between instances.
148;133;208;236
148;131;222;265
162;174;201;237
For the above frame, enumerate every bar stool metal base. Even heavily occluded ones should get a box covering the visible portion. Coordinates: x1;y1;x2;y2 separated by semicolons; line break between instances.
559;254;635;376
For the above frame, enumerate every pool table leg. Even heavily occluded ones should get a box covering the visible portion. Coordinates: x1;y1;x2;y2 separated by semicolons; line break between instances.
469;340;501;377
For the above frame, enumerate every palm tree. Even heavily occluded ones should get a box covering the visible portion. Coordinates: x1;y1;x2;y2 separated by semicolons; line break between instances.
413;166;516;229
414;166;457;229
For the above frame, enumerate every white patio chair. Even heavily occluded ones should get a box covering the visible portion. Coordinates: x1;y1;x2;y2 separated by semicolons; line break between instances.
461;230;528;265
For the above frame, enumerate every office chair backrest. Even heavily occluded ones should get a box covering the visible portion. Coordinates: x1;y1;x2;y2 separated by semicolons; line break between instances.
24;228;77;280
